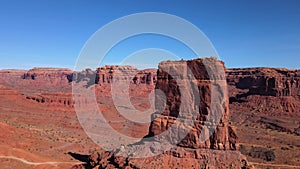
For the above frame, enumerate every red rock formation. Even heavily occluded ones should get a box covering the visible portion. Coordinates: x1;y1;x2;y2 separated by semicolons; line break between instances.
22;68;73;82
227;68;300;115
0;68;73;95
95;65;156;85
227;67;300;136
72;148;251;169
71;57;251;169
25;93;74;107
227;68;300;98
0;66;156;110
148;57;237;150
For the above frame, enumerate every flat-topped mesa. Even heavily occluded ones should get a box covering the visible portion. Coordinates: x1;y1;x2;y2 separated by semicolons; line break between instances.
148;57;237;150
227;68;300;98
22;67;73;83
95;65;157;85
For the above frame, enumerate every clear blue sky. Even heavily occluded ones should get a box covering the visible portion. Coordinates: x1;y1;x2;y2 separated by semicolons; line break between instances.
1;0;299;70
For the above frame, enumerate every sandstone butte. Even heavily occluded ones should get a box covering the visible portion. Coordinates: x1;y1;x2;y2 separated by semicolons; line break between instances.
0;57;299;168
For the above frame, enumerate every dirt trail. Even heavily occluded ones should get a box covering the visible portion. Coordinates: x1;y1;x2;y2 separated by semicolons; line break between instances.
0;155;81;166
250;162;300;168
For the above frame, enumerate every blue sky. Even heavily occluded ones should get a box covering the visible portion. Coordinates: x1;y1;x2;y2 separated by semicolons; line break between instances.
0;0;299;70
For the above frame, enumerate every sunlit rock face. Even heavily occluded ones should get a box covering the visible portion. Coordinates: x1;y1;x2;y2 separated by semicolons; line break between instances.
148;57;237;150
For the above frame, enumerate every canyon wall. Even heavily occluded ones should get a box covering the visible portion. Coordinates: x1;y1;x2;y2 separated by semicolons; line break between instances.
227;68;300;114
227;68;300;98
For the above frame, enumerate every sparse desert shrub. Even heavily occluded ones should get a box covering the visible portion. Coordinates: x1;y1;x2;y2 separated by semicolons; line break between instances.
239;144;247;155
281;147;289;150
248;147;275;161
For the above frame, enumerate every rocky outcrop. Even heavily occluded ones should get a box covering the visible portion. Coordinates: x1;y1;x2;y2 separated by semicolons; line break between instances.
95;65;156;85
25;93;74;107
22;68;73;83
71;147;251;169
227;67;300;116
71;66;157;88
227;68;300;98
148;57;237;150
227;67;300;120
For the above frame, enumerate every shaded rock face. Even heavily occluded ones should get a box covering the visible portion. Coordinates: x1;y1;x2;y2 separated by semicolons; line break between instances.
148;58;237;150
25;93;74;108
22;68;73;83
227;68;300;119
227;68;300;98
95;65;157;85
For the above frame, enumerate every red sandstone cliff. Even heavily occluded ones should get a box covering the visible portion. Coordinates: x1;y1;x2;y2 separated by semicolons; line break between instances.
148;58;237;150
227;68;300;132
227;68;300;98
227;67;300;117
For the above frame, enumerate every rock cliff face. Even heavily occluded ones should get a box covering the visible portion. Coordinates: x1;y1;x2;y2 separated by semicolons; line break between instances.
95;66;156;85
227;68;300;98
25;93;74;107
227;68;300;115
148;58;237;150
22;68;73;83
